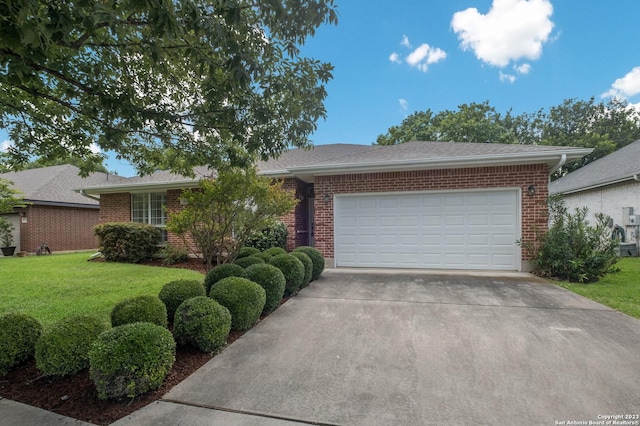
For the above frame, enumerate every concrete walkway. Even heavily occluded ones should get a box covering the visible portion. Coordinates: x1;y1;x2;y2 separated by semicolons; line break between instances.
109;270;640;425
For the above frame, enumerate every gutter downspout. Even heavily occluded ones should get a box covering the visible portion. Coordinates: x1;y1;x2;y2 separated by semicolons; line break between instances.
549;154;567;176
79;190;100;202
634;174;640;182
635;175;640;257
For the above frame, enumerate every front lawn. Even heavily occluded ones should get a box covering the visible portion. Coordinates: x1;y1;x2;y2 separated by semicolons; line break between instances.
0;252;203;326
555;257;640;319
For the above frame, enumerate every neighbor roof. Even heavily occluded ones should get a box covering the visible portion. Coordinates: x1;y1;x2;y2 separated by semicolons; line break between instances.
77;142;593;194
0;164;123;207
550;139;640;195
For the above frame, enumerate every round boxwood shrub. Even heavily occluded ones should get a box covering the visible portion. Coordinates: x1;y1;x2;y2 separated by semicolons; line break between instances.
294;246;325;281
263;247;287;257
89;322;175;400
237;246;260;259
253;252;272;262
209;277;266;331
110;295;168;328
204;263;245;294
291;251;313;288
35;315;108;376
158;280;206;322
269;254;305;297
233;255;265;269
0;313;42;375
173;297;231;352
243;264;286;314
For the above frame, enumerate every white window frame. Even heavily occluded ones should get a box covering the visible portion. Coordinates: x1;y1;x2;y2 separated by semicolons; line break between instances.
131;192;168;245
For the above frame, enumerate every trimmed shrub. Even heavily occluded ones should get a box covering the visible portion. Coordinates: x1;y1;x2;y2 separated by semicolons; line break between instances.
89;322;175;400
111;295;168;328
209;277;266;331
294;246;325;281
35;315;108;376
253;252;272;262
159;280;206;321
243;264;286;314
233;255;265;269
237;246;261;259
0;313;42;375
269;254;305;297
94;222;159;263
263;247;287;257
291;251;313;288
244;220;288;251
173;297;231;352
204;263;245;294
158;244;190;265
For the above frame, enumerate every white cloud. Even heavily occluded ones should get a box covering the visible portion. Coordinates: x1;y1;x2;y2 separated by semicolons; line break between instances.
451;0;554;68
499;71;516;83
401;35;411;48
1;140;12;152
406;44;447;72
602;66;640;99
399;99;408;111
515;63;531;74
89;143;101;154
388;52;402;64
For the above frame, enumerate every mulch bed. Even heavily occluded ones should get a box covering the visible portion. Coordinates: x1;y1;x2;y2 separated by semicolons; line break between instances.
0;258;263;425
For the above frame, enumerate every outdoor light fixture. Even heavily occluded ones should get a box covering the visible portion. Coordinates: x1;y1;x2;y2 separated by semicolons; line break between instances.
323;193;331;203
527;185;536;196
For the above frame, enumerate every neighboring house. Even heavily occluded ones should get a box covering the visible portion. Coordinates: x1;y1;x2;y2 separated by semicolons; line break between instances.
0;165;124;254
550;139;640;245
77;142;591;272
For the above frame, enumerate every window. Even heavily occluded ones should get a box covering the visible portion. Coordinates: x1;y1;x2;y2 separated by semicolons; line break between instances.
131;193;167;244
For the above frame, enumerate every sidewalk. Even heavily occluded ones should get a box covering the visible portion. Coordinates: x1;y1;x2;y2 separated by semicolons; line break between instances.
0;397;96;426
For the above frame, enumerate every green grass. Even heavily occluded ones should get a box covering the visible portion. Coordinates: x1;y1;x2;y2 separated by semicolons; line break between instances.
0;252;203;327
554;257;640;319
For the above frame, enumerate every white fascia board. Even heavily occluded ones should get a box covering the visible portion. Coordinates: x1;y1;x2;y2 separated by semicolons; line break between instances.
286;149;593;176
74;179;200;195
554;175;639;195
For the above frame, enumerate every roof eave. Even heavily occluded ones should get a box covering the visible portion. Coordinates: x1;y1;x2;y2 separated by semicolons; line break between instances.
75;179;201;195
552;175;640;195
286;150;592;176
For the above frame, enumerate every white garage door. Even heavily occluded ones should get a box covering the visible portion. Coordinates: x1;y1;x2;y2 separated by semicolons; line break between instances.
334;190;520;270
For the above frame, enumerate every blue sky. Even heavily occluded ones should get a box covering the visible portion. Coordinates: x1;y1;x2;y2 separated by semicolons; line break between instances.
2;0;640;177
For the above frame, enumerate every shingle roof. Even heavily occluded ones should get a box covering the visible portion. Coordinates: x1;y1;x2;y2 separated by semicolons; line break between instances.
77;142;592;194
550;139;640;194
0;164;123;206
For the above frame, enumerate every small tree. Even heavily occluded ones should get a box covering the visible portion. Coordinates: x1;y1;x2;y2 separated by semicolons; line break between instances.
0;178;28;213
167;166;297;272
521;196;619;283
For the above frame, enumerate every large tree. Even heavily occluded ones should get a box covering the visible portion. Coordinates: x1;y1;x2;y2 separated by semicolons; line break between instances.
0;0;337;176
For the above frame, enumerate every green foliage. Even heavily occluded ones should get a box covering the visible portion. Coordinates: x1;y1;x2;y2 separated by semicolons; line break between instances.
243;264;286;314
0;178;28;214
209;277;266;331
94;222;160;263
158;244;190;266
35;315;108;376
204;263;245;294
253;252;273;262
291;251;313;288
375;98;640;178
293;246;325;281
521;197;619;283
158;280;206;322
0;1;337;176
269;254;305;297
237;247;261;259
0;313;42;375
173;297;231;353
245;220;289;251
89;322;175;400
263;247;287;257
166;168;298;271
233;255;266;269
110;295;168;328
0;216;15;247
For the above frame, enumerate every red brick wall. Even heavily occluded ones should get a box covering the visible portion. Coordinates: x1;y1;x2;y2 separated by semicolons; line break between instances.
20;205;100;252
313;164;549;262
99;193;131;222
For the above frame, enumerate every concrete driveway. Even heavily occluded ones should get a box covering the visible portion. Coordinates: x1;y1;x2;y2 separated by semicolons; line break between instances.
114;270;640;426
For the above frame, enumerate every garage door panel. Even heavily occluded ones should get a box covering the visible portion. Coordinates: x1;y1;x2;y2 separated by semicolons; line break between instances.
335;190;519;270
